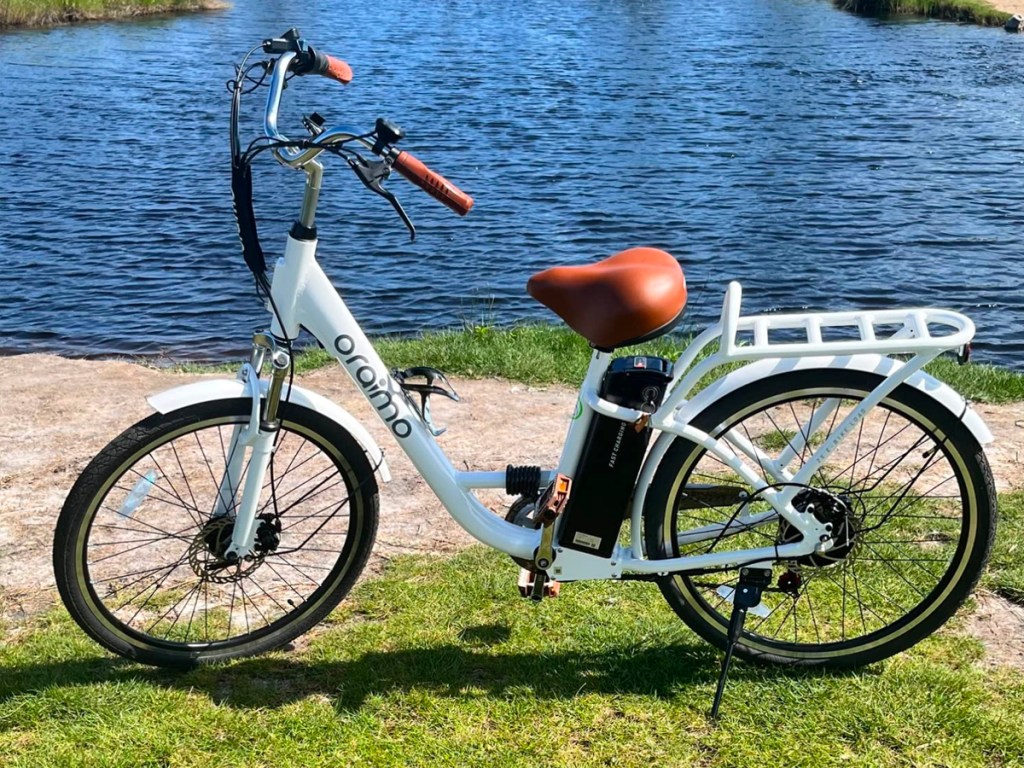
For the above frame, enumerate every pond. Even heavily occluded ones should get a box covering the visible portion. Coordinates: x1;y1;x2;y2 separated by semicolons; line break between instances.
1;0;1022;366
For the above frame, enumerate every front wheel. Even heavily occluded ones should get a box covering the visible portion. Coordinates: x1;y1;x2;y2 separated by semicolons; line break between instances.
644;369;996;668
54;398;379;668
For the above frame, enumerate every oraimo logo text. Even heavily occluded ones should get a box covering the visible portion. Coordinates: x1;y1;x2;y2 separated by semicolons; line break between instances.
334;334;412;439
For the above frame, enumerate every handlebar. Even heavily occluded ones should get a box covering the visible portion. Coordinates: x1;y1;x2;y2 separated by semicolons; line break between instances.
391;151;474;216
264;51;370;167
261;44;473;216
307;50;353;84
322;55;353;84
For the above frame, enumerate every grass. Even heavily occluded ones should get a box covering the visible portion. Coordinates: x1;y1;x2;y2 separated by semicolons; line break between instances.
834;0;1012;25
0;0;226;28
2;537;1024;767
291;324;690;383
8;326;1023;764
192;323;1024;405
987;492;1024;603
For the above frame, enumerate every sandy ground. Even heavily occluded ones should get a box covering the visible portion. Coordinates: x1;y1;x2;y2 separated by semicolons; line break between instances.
996;1;1024;16
0;355;570;620
1;354;1022;666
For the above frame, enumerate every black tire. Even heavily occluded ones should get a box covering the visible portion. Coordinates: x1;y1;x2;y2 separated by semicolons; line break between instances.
644;369;996;668
54;398;379;668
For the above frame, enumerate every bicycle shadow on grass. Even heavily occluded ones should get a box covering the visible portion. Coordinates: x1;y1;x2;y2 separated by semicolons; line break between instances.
0;625;867;714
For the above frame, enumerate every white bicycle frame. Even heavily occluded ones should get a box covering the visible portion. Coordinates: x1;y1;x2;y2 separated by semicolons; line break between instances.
183;49;987;584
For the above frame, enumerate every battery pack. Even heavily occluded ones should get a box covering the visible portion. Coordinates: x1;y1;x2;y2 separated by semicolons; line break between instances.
557;356;672;558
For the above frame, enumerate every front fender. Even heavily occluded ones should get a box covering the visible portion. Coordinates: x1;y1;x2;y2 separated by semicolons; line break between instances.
631;354;991;549
147;378;391;482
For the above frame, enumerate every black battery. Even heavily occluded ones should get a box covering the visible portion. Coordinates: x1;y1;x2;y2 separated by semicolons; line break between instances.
557;356;672;558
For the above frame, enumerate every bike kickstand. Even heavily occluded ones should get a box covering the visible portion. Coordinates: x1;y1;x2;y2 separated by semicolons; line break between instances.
709;566;772;721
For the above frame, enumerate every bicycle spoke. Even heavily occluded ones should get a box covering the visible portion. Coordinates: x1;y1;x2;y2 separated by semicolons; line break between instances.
667;380;980;655
67;404;375;663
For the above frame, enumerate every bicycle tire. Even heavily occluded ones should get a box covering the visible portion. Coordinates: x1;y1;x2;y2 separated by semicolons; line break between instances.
54;398;379;668
643;368;996;668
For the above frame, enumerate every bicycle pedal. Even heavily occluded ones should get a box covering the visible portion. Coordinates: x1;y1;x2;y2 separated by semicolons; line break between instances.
517;568;560;600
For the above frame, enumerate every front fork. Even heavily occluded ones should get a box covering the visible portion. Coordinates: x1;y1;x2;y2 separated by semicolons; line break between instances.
220;331;292;562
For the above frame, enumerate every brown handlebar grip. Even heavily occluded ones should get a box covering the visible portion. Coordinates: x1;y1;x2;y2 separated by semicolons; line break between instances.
392;151;474;216
323;55;353;84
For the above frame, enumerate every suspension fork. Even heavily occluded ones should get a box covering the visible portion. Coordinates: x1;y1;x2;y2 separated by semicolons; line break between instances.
222;331;292;562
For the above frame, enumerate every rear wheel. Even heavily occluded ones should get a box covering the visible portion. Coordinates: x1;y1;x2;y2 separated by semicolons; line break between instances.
54;398;379;668
644;369;995;667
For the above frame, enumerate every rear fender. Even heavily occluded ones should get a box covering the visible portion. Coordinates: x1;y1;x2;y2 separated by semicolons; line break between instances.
147;378;391;482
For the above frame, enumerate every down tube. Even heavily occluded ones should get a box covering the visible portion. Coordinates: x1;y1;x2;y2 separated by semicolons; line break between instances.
295;266;539;561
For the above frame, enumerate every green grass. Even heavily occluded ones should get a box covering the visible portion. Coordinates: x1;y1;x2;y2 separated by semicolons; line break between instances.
834;0;1012;25
24;328;1024;764
0;0;225;28
3;539;1024;768
291;324;694;383
224;323;1024;404
986;492;1024;603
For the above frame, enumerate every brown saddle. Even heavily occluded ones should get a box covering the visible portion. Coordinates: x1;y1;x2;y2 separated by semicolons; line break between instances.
527;247;687;350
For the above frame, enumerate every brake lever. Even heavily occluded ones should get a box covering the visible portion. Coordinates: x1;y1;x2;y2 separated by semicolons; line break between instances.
345;155;416;241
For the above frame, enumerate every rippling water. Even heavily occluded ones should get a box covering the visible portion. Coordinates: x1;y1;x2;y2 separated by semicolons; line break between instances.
1;0;1023;366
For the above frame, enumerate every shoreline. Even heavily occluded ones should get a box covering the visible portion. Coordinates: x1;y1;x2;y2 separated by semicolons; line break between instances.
4;322;1024;403
2;0;1019;32
835;0;1020;25
0;0;227;30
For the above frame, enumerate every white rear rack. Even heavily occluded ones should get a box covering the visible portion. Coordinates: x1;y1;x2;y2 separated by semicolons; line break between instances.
650;281;976;412
718;282;974;360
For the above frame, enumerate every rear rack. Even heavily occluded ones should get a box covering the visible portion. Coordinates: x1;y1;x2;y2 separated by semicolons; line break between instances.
672;281;974;372
579;281;976;429
610;281;981;421
718;282;974;360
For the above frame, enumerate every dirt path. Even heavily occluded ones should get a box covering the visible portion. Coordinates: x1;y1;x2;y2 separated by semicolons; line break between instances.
1;354;1022;661
0;355;573;619
995;0;1024;15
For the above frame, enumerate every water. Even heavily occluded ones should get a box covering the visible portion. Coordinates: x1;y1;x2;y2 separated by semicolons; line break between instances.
1;0;1023;366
